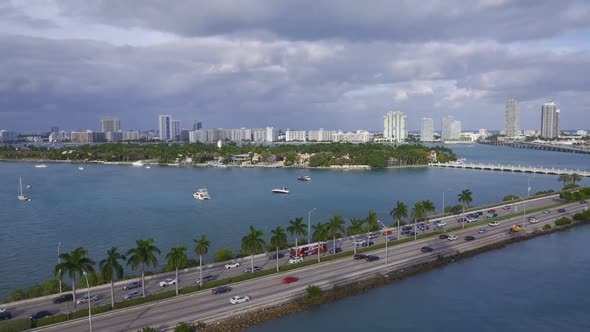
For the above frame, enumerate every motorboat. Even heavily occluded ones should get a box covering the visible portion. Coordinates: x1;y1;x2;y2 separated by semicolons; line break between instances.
207;161;227;168
131;160;144;167
297;175;311;181
272;187;290;194
78;166;84;170
193;188;211;200
26;184;32;189
17;177;31;201
34;164;47;168
145;165;151;169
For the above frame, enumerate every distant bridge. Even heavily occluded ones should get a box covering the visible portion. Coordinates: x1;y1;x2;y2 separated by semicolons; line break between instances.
429;162;590;177
480;140;590;155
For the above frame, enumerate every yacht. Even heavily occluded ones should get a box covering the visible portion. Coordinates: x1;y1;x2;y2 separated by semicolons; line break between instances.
17;178;31;201
207;161;227;168
272;187;290;194
193;188;211;200
297;175;311;181
34;164;47;168
78;166;84;171
131;160;144;167
145;165;151;169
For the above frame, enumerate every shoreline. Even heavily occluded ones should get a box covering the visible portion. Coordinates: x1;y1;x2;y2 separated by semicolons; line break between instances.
199;221;588;332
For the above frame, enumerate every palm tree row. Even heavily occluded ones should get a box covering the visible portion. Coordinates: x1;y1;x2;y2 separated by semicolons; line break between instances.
558;173;583;187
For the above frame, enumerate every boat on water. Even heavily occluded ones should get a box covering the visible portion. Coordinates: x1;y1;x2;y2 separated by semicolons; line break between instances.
78;166;84;170
26;184;32;189
297;175;311;181
207;161;227;168
131;160;144;167
193;188;211;200
272;187;290;194
145;166;151;169
17;178;31;201
34;164;47;168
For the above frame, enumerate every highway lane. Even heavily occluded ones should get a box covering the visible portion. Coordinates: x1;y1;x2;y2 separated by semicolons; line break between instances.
34;200;589;332
2;194;570;319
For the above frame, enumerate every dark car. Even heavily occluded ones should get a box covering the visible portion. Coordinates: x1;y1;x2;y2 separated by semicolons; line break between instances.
581;201;587;204
361;241;375;247
0;310;12;320
329;247;342;254
52;293;73;304
122;281;142;290
354;254;367;260
407;231;416;237
421;246;434;253
269;253;285;260
30;310;52;320
476;211;484;216
196;275;216;285
457;217;465;223
464;235;476;241
487;209;496;213
439;234;449;239
366;255;380;262
243;266;261;273
211;286;232;295
557;208;566;213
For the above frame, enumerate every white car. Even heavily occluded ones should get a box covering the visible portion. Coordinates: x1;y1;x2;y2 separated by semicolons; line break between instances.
76;294;98;304
435;221;446;226
353;239;367;246
488;221;500;227
543;210;551;214
230;295;251;305
289;257;303;264
447;235;458;241
225;262;240;269
503;205;511;210
159;278;176;287
528;217;539;223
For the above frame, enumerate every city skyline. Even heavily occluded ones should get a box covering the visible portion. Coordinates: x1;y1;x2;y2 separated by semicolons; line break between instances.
0;1;589;131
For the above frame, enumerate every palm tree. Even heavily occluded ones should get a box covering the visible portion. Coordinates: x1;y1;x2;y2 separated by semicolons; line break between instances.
347;218;365;254
389;201;408;240
571;173;582;185
193;235;210;288
326;214;345;255
411;201;426;240
166;247;187;296
365;210;380;239
458;189;473;229
54;247;95;309
558;173;572;187
99;247;125;309
287;217;307;247
241;226;265;272
269;226;288;272
311;222;328;262
421;200;436;217
126;238;161;298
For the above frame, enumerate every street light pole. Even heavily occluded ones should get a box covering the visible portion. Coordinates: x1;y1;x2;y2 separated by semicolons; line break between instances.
57;242;62;294
523;179;531;229
307;208;316;245
82;272;92;332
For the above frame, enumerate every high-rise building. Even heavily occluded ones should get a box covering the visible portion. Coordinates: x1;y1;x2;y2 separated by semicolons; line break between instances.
383;111;407;142
442;116;461;141
541;101;560;138
170;120;181;141
100;117;121;133
266;127;279;142
158;115;172;140
123;131;140;141
504;99;519;137
285;130;307;142
0;130;18;143
105;131;123;142
420;118;434;142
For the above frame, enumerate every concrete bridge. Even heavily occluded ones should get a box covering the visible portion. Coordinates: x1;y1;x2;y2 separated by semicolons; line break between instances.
480;140;590;154
429;162;590;177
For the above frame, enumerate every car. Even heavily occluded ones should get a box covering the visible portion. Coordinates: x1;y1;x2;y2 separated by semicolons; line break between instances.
503;205;511;210
476;211;484;216
361;241;375;247
329;247;342;254
159;278;177;287
478;228;487;234
528;216;538;223
557;208;566;213
366;255;380;262
196;275;216;285
368;232;379;239
447;235;458;241
387;236;397;242
382;230;394;235
434;225;445;231
76;294;98;305
230;295;251;304
466;217;478;223
243;266;261;274
354;254;367;260
487;213;498;218
406;231;416;237
212;286;232;295
282;276;299;284
434;220;446;226
487;209;496;213
29;310;52;320
0;309;12;320
402;225;413;231
268;253;285;260
225;262;240;269
581;200;587;204
122;281;142;290
439;234;449;239
488;221;500;227
52;293;73;304
421;246;434;253
289;256;304;264
464;235;476;241
353;238;367;246
456;217;465;223
543;210;551;214
124;290;143;300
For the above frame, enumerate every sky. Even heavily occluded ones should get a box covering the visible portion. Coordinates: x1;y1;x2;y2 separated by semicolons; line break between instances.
0;0;589;132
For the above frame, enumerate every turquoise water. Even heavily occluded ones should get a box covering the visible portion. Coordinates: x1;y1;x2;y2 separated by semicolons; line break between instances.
0;145;588;297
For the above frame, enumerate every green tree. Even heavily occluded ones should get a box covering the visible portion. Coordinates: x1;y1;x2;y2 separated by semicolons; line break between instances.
213;248;233;262
138;327;159;332
54;247;95;309
326;214;345;255
166;246;187;296
311;222;328;262
558;173;572;187
389;201;408;240
193;235;211;288
503;194;521;201
571;173;582;185
174;322;195;332
421;200;436;217
457;189;473;228
241;226;265;272
269;226;288;271
99;246;126;309
347;218;365;254
365;210;380;233
411;202;426;240
287;217;307;248
126;238;161;298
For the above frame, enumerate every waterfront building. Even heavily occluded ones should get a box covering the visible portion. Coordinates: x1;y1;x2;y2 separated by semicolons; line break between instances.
577;130;588;136
105;131;123;142
333;130;373;143
100;117;121;133
504;99;519;137
524;130;537;137
179;130;190;142
123;130;140;141
170;120;181;141
0;130;18;143
308;128;336;142
420;118;434;142
541;101;560;138
229;128;252;141
383;111;407;142
193;121;203;130
71;131;94;143
158;115;172;141
442;116;461;141
285;130;306;142
189;130;208;143
266;127;279;142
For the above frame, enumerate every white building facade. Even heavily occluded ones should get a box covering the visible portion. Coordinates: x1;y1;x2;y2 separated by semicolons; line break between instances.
504;99;520;137
420;118;434;142
383;111;407;142
541;101;560;139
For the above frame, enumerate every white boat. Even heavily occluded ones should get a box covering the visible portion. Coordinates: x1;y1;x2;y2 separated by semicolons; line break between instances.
207;161;227;168
272;187;290;194
17;177;31;201
297;175;311;181
145;165;151;169
131;160;144;167
193;188;211;200
78;166;84;170
34;164;47;168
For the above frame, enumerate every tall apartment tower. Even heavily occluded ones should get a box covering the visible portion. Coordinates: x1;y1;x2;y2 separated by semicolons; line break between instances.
100;117;121;133
420;118;434;142
504;99;519;137
159;115;172;140
170;120;181;141
442;116;461;141
383;111;407;142
541;101;560;138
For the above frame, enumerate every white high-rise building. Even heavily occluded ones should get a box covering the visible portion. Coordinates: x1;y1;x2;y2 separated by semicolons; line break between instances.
441;116;461;140
383;111;407;142
266;127;279;142
285;130;306;142
100;117;121;133
158;115;172;140
504;99;520;137
170;120;181;141
541;101;560;138
123;131;140;141
420;118;434;142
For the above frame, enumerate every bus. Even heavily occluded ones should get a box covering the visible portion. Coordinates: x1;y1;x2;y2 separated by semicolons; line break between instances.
289;242;327;257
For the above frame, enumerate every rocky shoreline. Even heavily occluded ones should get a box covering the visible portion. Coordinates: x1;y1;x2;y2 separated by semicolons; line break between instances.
198;222;586;332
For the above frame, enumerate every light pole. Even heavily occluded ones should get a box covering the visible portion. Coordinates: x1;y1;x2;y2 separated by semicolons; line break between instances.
442;189;453;215
307;208;316;244
57;242;62;294
82;271;92;332
523;179;531;229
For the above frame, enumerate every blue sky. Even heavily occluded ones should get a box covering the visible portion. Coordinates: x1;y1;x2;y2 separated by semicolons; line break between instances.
0;0;589;132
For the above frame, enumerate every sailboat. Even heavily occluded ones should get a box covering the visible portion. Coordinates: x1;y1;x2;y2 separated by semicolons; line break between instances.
18;177;31;201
